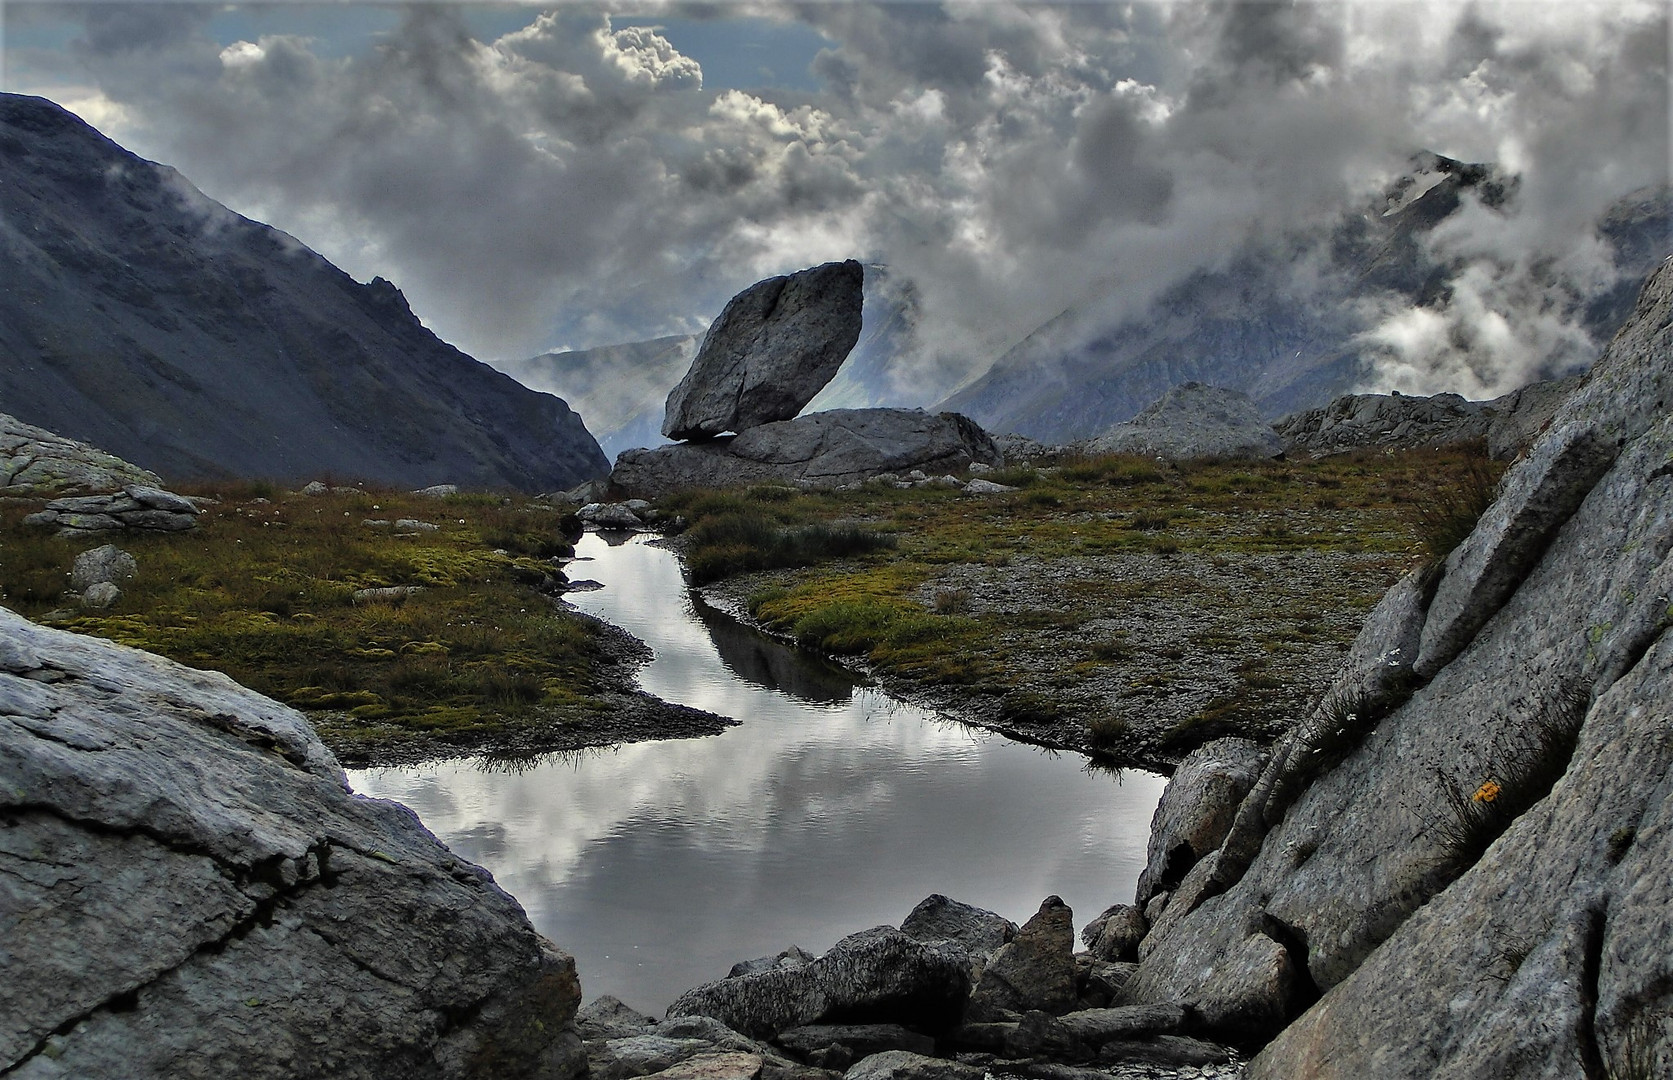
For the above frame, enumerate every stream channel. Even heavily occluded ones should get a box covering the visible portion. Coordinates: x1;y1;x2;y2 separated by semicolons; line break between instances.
351;532;1167;1014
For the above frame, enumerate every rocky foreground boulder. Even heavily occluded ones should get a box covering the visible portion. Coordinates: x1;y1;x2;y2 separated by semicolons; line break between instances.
613;409;1003;500
0;607;584;1079
664;262;864;441
1114;260;1673;1074
1084;383;1281;461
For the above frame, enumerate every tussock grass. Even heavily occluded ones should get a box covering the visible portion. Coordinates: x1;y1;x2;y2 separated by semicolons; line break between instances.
0;486;605;747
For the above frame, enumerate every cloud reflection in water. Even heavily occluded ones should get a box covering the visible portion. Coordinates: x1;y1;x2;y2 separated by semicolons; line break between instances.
352;533;1165;1014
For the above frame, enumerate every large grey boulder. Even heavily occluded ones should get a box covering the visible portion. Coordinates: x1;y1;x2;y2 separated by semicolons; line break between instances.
0;606;583;1079
614;410;1003;499
665;927;973;1040
0;412;160;494
1084;383;1281;461
1134;737;1267;908
1123;261;1673;1067
664;261;864;441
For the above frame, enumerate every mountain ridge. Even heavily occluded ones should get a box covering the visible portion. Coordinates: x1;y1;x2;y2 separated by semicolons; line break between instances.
0;93;607;492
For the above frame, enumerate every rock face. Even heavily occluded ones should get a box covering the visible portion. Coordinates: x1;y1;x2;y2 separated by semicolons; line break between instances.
664;262;865;441
0;93;606;492
1118;261;1673;1074
1084;383;1281;461
1134;738;1266;908
0;411;161;494
613;410;1003;499
22;484;201;536
1273;377;1583;461
0;606;584;1078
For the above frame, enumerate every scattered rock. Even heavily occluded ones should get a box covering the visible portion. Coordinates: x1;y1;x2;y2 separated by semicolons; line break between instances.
666;927;973;1040
579;502;647;530
899;895;1017;970
961;478;1016;495
615;410;1003;499
79;581;122;610
840;1050;985;1080
967;897;1078;1021
664;261;864;441
394;518;440;533
412;484;459;498
1082;906;1148;964
352;585;424;605
70;544;136;593
578;996;657;1041
775;1024;935;1070
731;947;817;978
1085;383;1281;461
300;480;330;496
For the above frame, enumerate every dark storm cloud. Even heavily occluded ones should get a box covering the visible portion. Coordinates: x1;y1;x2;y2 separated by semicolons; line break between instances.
12;1;1668;405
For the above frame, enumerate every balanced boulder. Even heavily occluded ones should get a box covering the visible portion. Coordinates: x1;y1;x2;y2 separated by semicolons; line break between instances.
663;261;864;440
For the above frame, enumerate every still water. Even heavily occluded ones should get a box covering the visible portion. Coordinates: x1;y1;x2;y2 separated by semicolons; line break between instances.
351;533;1166;1014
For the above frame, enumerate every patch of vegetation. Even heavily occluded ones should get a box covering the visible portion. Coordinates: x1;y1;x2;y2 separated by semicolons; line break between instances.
1404;443;1504;565
0;486;610;753
1426;681;1590;872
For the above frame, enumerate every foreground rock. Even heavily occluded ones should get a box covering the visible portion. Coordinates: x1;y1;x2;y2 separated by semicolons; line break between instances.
1085;383;1281;461
615;410;1003;499
22;484;202;535
0;607;584;1078
664;261;864;441
1115;262;1673;1073
0;411;161;494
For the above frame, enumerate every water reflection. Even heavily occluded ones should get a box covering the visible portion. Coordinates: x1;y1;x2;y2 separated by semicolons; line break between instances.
352;534;1166;1014
691;593;858;705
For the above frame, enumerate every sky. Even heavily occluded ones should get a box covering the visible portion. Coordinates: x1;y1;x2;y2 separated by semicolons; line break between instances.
2;1;1668;405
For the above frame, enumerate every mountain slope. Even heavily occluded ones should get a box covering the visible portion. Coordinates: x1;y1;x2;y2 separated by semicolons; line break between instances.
0;94;607;491
939;157;1669;443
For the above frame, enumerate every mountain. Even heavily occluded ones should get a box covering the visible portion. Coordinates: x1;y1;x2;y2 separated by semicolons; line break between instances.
0;94;608;491
508;335;698;461
938;155;1670;443
510;265;918;462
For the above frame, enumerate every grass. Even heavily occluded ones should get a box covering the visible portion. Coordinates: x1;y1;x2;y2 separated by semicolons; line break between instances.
0;485;613;752
667;445;1500;756
1404;442;1504;565
1427;681;1590;872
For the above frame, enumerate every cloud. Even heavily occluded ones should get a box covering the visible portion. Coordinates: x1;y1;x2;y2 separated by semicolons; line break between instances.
8;0;1667;407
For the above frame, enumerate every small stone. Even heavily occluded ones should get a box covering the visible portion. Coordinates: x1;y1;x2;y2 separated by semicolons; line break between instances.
412;484;458;498
300;480;329;496
393;519;439;532
80;581;122;610
962;479;1016;495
